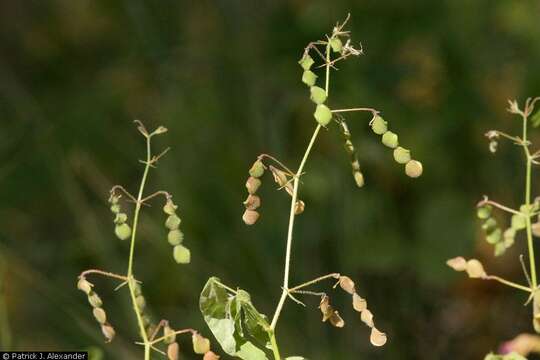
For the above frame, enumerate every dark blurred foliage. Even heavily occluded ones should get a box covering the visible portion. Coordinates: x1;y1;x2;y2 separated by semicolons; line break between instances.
1;0;540;359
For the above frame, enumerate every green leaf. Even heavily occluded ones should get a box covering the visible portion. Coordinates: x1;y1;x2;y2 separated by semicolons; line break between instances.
532;110;540;128
200;277;272;360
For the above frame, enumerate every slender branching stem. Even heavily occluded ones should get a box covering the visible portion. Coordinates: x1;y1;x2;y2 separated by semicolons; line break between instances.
289;273;340;292
269;331;281;360
331;107;379;115
477;197;522;216
147;328;196;346
79;269;129;282
259;154;295;175
140;190;171;205
484;275;532;293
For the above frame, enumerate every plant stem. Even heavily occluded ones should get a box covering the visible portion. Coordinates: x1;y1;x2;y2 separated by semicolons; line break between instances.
485;275;532;293
289;273;340;292
269;331;281;360
522;115;537;290
127;134;153;360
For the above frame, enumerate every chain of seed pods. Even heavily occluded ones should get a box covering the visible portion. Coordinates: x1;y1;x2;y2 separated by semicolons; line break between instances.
77;277;116;342
162;198;190;264
109;194;132;241
336;118;365;187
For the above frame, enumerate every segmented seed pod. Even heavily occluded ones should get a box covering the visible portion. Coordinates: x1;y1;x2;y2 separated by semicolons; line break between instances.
329;311;345;328
110;204;121;214
381;131;398;148
163;324;176;344
163;199;178;215
370;327;387;347
330;37;343;53
93;307;107;324
511;214;527;230
465;259;486;278
485;228;502;244
360;309;374;327
101;324;115;342
165;214;181;230
114;223;132;240
393;147;411;164
310;86;327;105
482;217;497;231
77;278;93;294
242;209;260;225
477;204;492;219
135;295;146;311
114;213;128;224
446;256;467;271
249;160;265;178
405;160;423;178
298;54;314;70
243;194;261;210
319;295;332;322
370;116;387;135
168;229;184;246
354;172;365;188
192;333;211;354
302;70;317;86
173;244;191;264
338;276;356;294
352;293;367;312
314;104;333;126
88;292;103;308
245;177;262;194
294;200;305;215
167;342;179;360
203;351;220;360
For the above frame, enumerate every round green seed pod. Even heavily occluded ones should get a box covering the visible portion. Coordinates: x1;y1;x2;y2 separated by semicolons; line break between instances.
167;342;179;360
88;292;103;308
494;242;506;256
299;55;314;70
163;200;177;215
77;278;92;294
192;333;211;354
370;116;387;135
114;213;128;224
93;307;107;324
109;195;119;204
114;223;132;240
482;218;497;232
173;245;191;264
381;131;399;148
110;204;121;214
477;205;492;219
249;160;265;178
164;325;176;345
393;147;411;164
165;214;181;230
168;229;184;246
314;104;333;126
245;177;262;194
511;214;527;230
330;37;343;53
101;324;115;342
486;228;502;244
136;295;146;311
354;172;365;188
302;70;317;86
310;86;327;105
405;160;423;178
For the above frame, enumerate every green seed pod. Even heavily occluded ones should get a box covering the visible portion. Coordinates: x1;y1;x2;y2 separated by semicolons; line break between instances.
482;217;497;232
133;281;142;297
136;295;146;311
101;324;115;343
249;160;265;178
494;242;506;257
109;195;119;204
110;204;121;214
393;147;411;164
141;315;151;327
114;213;128;224
381;131;399;148
165;214;181;230
114;223;132;240
163;200;177;215
477;205;492;219
173;245;191;264
405;160;423;178
88;292;103;308
298;54;314;70
314;104;333;126
167;342;179;360
243;194;261;211
192;333;211;354
163;324;176;344
485;228;501;244
511;214;527;230
242;209;260;225
77;278;93;294
302;70;317;86
168;229;184;246
370;116;387;135
330;37;343;53
93;307;107;324
310;86;327;105
245;177;262;194
354;172;365;188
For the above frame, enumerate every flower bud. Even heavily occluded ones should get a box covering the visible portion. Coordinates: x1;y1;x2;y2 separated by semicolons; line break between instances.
173;245;191;264
298;55;314;70
393;147;411;164
168;229;184;246
381;131;398;148
310;86;327;105
88;292;103;308
77;278;93;294
114;223;132;240
370;116;387;135
314;104;332;126
302;70;317;87
476;205;492;219
245;177;261;194
405;160;423;178
354;171;365;188
93;307;107;324
101;324;115;342
243;194;261;210
249;160;265;178
163;200;177;215
192;333;211;354
165;214;181;230
330;37;343;53
242;209;260;225
167;342;179;360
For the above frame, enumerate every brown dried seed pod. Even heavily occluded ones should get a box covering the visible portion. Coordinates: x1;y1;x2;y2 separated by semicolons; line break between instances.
245;177;262;194
101;324;116;342
93;307;107;324
352;293;367;312
203;351;221;360
319;295;333;322
167;342;179;360
77;278;93;294
242;209;260;225
360;309;374;327
269;166;288;187
339;276;355;294
243;194;261;210
294;200;305;215
446;257;467;272
370;327;387;347
466;259;487;278
88;292;103;308
329;311;345;328
192;333;211;354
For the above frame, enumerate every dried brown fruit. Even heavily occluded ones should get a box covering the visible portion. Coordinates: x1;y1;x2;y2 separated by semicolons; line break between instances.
352;293;367;312
329;311;345;328
243;194;261;210
192;333;211;354
242;209;260;225
93;307;107;324
446;256;467;272
339;276;355;294
167;342;179;360
360;309;374;327
370;327;387;347
245;177;262;194
101;324;115;342
294;200;305;215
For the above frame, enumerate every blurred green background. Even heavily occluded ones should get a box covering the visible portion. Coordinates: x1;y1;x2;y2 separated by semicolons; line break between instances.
1;0;540;359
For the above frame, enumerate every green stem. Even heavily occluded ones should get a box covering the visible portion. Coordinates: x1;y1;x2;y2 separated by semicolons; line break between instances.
269;331;281;360
522;115;537;291
127;135;153;360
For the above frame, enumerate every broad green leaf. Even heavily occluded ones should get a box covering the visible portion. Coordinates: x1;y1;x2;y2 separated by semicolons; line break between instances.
200;277;271;360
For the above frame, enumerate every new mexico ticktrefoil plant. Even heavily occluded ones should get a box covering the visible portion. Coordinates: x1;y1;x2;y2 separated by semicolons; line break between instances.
199;15;423;360
77;122;218;360
447;97;540;359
